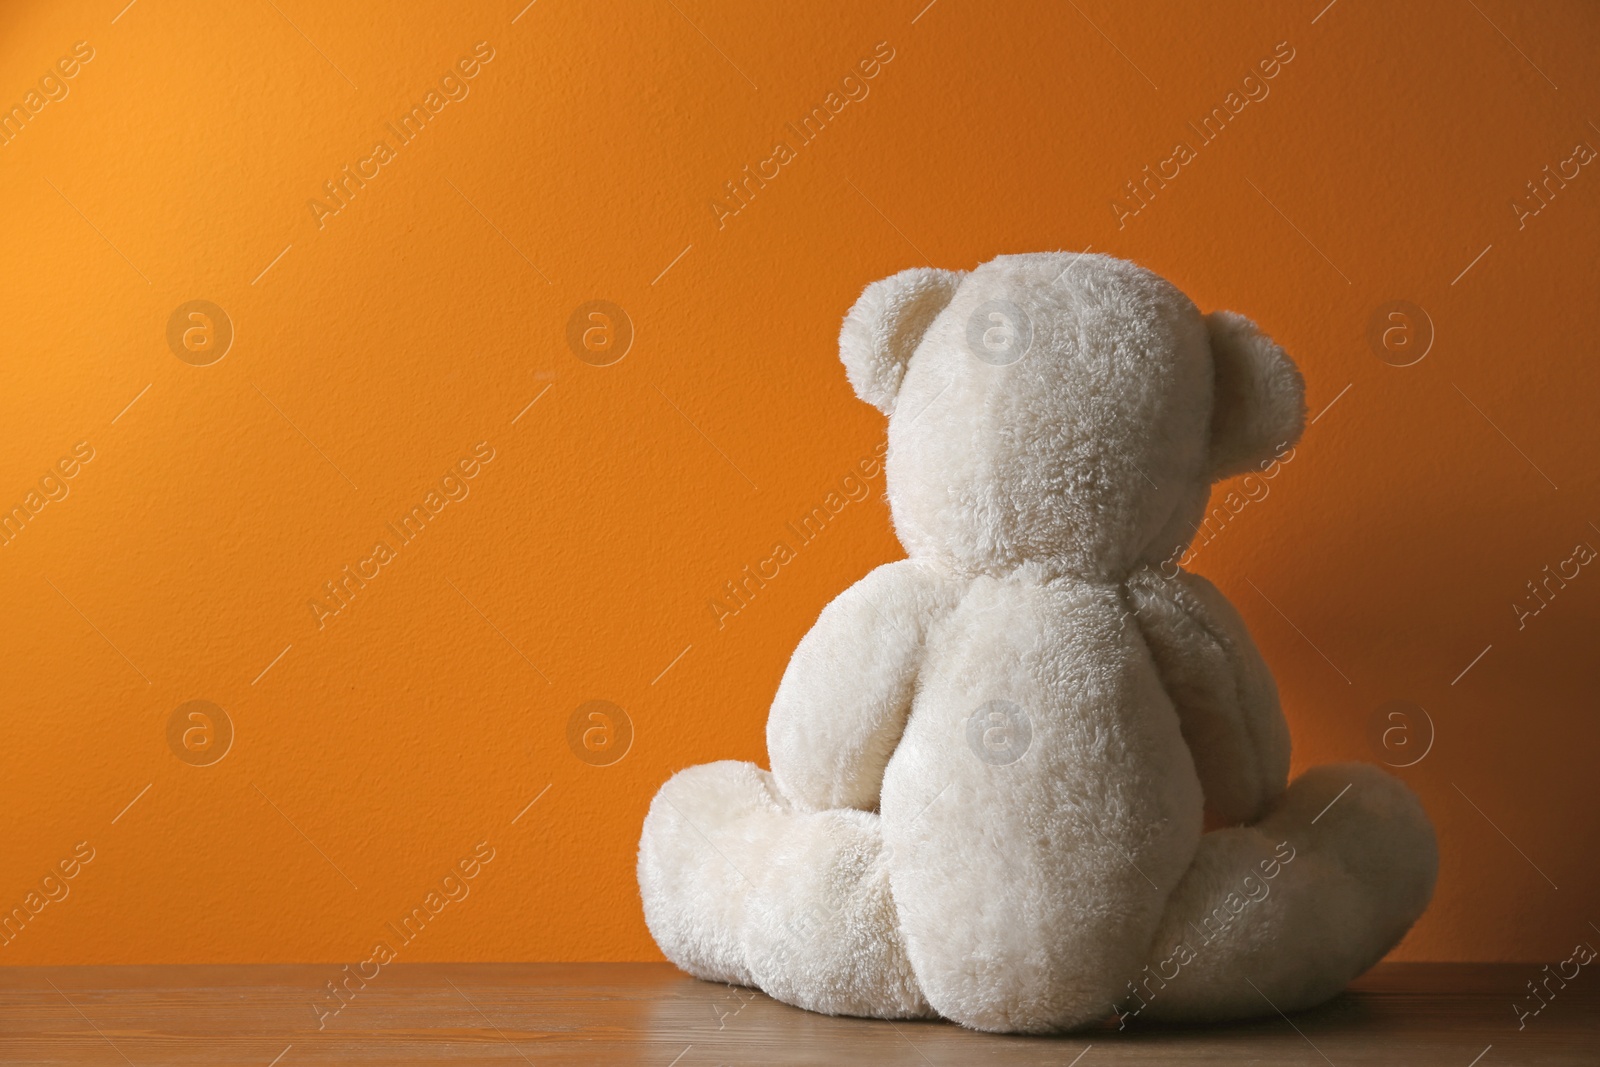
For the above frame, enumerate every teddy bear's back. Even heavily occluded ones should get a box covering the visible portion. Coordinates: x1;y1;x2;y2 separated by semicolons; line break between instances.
880;566;1205;1030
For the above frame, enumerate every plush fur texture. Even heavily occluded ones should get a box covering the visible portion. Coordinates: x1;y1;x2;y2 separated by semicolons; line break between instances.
637;252;1438;1033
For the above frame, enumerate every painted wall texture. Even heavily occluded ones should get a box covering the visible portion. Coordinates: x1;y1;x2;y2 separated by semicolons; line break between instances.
1;0;1596;967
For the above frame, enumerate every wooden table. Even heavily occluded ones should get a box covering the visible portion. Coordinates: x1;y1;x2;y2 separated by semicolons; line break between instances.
3;963;1592;1065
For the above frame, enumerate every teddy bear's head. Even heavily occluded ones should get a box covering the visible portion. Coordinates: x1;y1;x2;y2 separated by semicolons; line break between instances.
839;252;1305;579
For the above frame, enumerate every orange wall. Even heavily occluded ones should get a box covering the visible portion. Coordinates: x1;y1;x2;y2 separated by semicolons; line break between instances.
2;0;1596;966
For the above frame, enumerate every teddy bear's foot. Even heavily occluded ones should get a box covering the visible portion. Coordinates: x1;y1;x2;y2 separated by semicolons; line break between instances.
1123;763;1437;1025
638;760;933;1019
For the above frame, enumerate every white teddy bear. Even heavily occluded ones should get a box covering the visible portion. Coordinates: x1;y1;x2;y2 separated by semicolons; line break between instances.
637;252;1437;1033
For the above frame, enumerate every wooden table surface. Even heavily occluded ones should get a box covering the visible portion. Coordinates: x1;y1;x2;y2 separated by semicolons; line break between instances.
2;962;1592;1065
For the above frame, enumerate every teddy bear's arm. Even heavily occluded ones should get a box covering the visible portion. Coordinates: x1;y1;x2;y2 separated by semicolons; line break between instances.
766;559;944;813
1125;567;1291;825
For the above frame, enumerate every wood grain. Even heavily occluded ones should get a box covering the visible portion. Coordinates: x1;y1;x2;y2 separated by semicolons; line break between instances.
1;963;1593;1065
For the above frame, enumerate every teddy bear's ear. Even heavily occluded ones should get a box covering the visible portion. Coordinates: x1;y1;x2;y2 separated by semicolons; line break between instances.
839;267;964;414
1204;310;1306;480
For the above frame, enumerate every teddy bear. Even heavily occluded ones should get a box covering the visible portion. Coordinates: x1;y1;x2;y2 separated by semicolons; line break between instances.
637;251;1438;1033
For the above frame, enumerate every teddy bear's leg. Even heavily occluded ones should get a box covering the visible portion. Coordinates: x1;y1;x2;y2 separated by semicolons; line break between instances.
637;761;765;988
1127;763;1437;1024
638;760;932;1019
